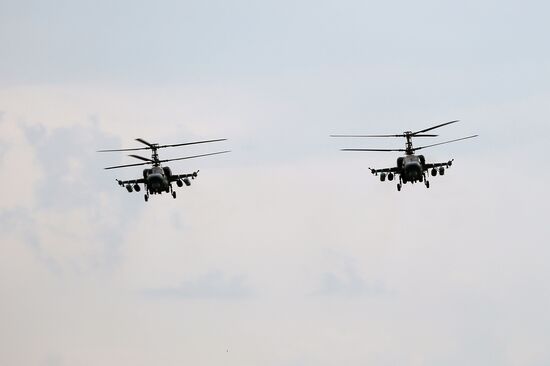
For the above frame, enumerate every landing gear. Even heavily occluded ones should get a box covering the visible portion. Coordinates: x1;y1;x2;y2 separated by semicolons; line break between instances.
423;174;429;188
144;194;149;202
169;184;177;199
397;183;402;191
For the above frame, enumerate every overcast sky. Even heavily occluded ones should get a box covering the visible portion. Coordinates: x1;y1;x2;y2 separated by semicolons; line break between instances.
1;1;549;365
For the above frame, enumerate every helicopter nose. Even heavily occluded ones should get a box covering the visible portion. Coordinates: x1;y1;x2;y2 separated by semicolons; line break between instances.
148;174;163;188
405;163;422;176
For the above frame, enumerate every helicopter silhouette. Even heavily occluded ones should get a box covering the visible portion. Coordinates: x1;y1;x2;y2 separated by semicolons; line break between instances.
98;138;229;201
331;120;477;191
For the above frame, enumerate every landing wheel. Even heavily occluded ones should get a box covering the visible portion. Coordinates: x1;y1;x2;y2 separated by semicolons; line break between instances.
144;194;149;202
425;180;430;189
397;183;402;191
172;191;177;199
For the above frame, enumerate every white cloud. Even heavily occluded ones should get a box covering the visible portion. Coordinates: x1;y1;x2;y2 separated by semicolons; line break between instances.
144;271;253;299
1;92;549;364
0;117;140;273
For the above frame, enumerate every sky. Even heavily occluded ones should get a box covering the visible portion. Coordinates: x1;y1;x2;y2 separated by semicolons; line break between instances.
1;0;549;365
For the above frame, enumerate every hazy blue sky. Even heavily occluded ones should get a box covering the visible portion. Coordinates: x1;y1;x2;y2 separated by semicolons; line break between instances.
1;1;549;365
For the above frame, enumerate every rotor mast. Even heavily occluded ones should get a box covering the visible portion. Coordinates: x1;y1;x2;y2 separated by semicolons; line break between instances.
404;132;414;155
150;145;160;166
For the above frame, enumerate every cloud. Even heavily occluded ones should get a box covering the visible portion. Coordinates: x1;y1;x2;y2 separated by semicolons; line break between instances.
314;266;386;298
144;271;254;300
1;2;550;362
21;119;120;209
0;117;143;273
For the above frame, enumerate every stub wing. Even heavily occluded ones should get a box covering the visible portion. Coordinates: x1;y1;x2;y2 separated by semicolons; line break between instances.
169;171;199;182
370;167;399;175
116;178;145;186
424;159;453;170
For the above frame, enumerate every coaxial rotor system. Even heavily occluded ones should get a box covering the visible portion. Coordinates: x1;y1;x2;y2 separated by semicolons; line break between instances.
331;120;477;155
98;137;230;169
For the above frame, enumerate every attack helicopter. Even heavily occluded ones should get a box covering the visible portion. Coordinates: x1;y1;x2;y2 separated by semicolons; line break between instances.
98;138;229;201
331;120;477;191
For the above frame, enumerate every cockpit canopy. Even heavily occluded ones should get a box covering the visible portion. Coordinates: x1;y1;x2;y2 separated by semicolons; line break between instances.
143;166;166;178
398;155;425;167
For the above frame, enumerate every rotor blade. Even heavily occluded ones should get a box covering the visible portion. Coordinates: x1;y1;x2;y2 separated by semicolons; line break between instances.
341;148;406;152
97;147;151;152
135;138;155;147
159;150;231;163
128;154;155;162
414;135;478;151
331;134;404;137
331;134;438;138
412;120;459;135
104;161;152;170
158;138;227;148
98;137;227;152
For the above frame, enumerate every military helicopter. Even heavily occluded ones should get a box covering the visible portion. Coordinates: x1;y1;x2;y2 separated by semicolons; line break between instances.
98;138;229;201
331;120;477;191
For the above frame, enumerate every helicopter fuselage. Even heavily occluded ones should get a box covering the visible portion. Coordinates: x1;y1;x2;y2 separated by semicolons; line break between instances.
144;166;171;193
398;155;425;182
